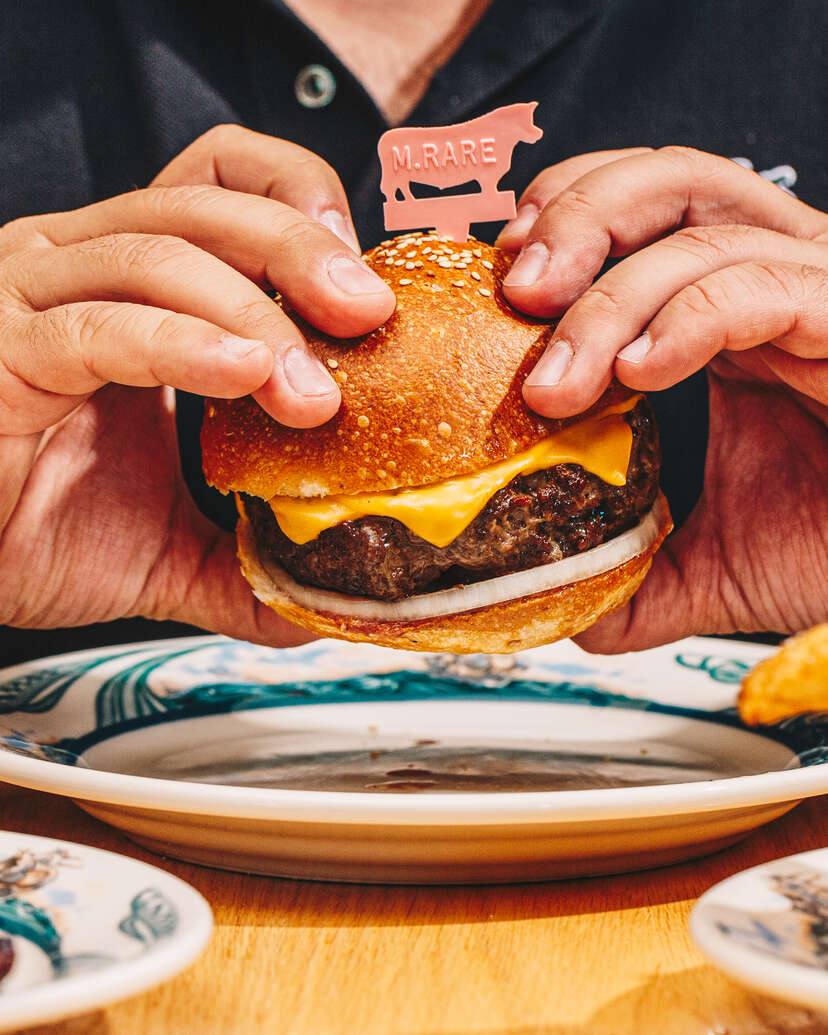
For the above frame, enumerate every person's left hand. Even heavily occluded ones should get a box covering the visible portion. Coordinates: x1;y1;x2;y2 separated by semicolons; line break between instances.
496;147;828;652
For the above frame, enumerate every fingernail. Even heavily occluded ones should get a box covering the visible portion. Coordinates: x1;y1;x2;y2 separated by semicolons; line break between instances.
524;341;573;387
319;209;360;252
499;203;539;240
282;346;338;396
219;334;268;358
503;242;550;288
617;332;653;364
328;255;389;295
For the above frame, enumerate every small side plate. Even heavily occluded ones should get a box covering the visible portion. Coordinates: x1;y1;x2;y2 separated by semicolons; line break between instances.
691;847;828;1011
0;831;212;1032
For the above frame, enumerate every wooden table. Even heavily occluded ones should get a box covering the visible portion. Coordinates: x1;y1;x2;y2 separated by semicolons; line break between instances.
3;784;828;1035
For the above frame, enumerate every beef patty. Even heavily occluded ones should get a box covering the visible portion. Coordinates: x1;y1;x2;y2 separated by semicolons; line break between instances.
244;399;660;601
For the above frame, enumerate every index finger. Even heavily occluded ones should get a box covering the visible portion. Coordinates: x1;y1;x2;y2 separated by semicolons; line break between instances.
152;123;361;251
502;147;828;318
495;147;653;251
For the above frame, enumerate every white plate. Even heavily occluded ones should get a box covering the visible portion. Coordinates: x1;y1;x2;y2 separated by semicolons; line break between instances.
0;635;826;884
0;830;212;1032
691;847;828;1011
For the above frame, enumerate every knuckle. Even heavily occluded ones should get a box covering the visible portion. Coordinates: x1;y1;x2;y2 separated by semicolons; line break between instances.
290;144;337;180
795;262;828;292
523;168;564;206
673;278;727;317
141;183;224;223
0;214;53;255
749;260;808;301
35;305;101;376
657;145;710;171
231;297;285;331
95;231;194;277
270;209;329;251
665;224;736;258
555;185;599;219
198;122;246;150
61;303;103;358
577;281;636;318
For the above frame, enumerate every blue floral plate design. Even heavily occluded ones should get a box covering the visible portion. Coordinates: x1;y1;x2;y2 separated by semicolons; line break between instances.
691;847;828;1011
0;635;826;883
0;830;212;1032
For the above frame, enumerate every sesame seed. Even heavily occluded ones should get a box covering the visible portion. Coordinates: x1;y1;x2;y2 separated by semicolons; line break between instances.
437;421;452;438
405;250;416;259
454;262;467;269
451;280;465;287
481;260;494;270
414;261;423;267
392;426;402;433
470;271;481;281
438;259;451;268
425;269;435;276
387;459;397;471
357;415;370;428
473;249;482;257
394;259;404;266
478;287;492;297
423;247;432;254
385;258;394;266
326;358;339;368
381;239;393;246
405;261;415;270
399;278;412;285
450;252;460;260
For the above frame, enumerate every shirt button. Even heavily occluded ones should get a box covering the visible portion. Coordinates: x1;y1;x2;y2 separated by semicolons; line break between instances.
294;64;337;109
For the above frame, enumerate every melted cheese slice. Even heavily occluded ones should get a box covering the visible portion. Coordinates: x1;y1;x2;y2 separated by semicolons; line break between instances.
270;396;640;548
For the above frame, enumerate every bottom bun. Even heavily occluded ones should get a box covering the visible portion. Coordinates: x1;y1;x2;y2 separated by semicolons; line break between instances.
237;493;672;654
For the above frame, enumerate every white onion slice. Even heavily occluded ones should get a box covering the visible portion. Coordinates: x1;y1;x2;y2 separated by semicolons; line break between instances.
260;496;667;623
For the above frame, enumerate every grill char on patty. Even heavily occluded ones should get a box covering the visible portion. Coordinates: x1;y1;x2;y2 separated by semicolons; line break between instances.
244;400;660;602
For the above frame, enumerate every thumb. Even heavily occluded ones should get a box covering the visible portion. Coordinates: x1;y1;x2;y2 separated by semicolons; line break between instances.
143;516;314;648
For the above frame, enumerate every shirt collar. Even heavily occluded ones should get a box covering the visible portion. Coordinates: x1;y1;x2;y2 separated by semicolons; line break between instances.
407;0;600;124
260;0;599;128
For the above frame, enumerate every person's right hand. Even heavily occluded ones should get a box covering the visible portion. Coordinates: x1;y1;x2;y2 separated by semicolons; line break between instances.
0;124;396;642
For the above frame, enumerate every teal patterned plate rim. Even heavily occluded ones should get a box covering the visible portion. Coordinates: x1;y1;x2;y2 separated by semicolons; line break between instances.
691;847;828;1011
0;830;212;1032
0;634;826;826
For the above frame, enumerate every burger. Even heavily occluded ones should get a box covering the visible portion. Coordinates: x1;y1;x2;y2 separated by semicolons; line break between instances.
201;232;672;653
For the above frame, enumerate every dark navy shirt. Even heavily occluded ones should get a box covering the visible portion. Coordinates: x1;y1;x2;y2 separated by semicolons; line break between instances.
1;0;826;664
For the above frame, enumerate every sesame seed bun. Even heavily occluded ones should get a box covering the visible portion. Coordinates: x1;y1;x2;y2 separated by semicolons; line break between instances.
201;233;630;499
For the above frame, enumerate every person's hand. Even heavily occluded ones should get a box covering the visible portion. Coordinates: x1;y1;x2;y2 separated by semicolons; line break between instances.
0;125;395;639
496;147;828;651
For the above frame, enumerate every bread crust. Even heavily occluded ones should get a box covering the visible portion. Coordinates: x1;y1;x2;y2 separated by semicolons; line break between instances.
201;233;629;499
236;494;673;654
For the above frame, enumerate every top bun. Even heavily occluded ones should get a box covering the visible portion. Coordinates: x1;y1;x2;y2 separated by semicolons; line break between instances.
202;233;626;500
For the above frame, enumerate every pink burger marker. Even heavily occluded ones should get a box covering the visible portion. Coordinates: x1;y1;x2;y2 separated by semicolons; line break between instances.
377;102;543;241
